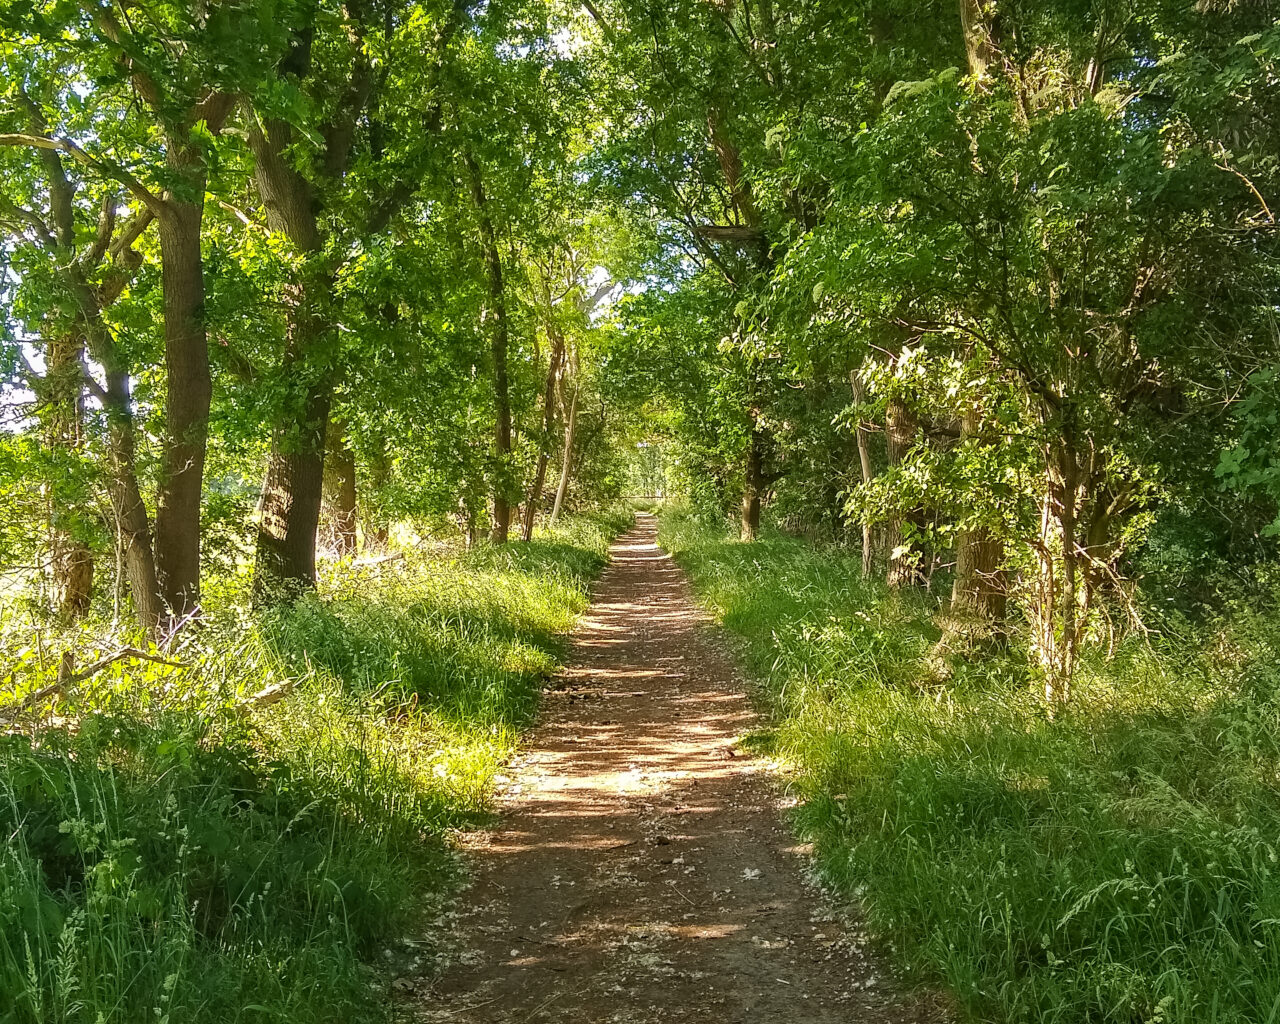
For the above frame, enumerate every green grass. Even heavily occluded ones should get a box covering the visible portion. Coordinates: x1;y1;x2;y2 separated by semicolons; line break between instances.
659;505;1280;1024
0;508;629;1024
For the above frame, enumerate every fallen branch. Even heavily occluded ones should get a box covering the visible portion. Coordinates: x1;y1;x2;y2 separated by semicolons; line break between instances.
352;552;406;567
1;647;187;722
238;678;299;715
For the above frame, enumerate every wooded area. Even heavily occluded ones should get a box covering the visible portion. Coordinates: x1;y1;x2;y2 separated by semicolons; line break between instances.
2;0;1279;1020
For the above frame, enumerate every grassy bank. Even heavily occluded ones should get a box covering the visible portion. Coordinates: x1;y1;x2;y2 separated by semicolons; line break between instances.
0;509;629;1024
659;506;1280;1024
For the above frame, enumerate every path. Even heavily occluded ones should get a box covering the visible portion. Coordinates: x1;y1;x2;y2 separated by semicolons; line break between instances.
415;514;944;1023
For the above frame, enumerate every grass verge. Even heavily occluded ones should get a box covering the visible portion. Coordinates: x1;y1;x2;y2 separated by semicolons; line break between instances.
0;508;630;1024
659;505;1280;1024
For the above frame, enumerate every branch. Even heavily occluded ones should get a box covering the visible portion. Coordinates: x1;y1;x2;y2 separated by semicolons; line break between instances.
215;198;266;231
1;647;187;722
15;84;76;246
0;191;56;248
576;278;615;314
694;223;767;245
108;206;155;260
581;0;617;44
78;359;110;405
237;678;299;714
83;194;116;268
1218;160;1275;225
94;2;166;110
0;134;164;214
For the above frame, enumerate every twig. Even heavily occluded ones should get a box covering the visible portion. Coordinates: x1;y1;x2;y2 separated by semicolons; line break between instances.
160;606;202;650
666;880;699;907
433;996;500;1018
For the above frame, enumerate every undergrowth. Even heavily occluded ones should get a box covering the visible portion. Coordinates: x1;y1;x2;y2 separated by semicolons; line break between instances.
0;508;629;1024
659;505;1280;1024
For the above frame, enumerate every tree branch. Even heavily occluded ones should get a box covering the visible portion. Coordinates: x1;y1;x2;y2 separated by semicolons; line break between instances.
0;134;164;214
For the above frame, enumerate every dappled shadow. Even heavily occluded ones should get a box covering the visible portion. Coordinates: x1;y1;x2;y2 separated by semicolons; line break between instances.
419;514;939;1024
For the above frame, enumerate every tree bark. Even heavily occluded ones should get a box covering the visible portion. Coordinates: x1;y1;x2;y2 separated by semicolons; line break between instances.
952;525;1006;620
44;332;93;619
72;252;165;630
76;302;166;630
959;0;998;79
325;420;359;557
102;361;166;631
465;152;514;544
248;110;332;596
551;377;579;526
849;370;878;577
254;374;331;594
1030;415;1094;708
364;436;391;548
523;319;565;541
152;185;212;617
1048;442;1080;706
741;420;765;541
885;393;921;588
950;408;1007;624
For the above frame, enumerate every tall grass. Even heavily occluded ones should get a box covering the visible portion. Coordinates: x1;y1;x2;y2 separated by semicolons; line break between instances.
659;505;1280;1024
0;508;629;1024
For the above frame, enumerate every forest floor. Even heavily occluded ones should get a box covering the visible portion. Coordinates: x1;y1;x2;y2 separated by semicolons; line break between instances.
410;513;947;1023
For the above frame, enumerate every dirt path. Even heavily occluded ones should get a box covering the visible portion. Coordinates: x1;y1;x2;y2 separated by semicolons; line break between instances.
415;514;942;1023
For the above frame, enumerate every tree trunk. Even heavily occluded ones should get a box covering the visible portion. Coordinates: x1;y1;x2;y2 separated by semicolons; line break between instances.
1050;449;1080;707
464;498;480;550
255;376;331;595
152;189;212;618
551;383;579;526
69;263;165;631
950;409;1007;625
44;332;94;619
248;115;332;597
1031;426;1087;708
849;370;877;577
250;258;329;598
103;364;166;631
324;420;358;557
522;322;566;542
741;421;764;541
365;437;391;548
28;107;163;629
465;153;513;544
959;0;997;79
885;393;921;588
952;526;1006;621
523;454;550;542
927;407;1008;675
